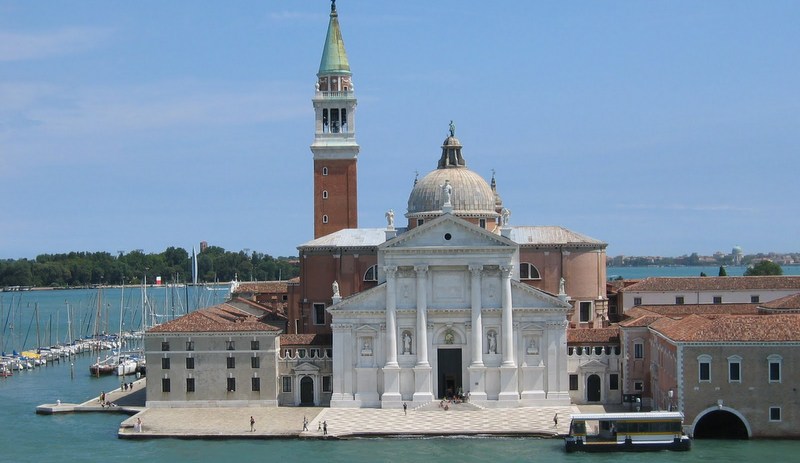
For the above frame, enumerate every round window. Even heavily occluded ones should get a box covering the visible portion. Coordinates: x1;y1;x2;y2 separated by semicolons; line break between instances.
444;233;452;240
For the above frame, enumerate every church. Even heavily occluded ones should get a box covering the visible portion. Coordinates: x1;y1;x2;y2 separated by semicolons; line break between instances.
287;1;608;409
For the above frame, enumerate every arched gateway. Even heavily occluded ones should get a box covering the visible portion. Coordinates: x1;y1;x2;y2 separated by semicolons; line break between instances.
692;406;751;439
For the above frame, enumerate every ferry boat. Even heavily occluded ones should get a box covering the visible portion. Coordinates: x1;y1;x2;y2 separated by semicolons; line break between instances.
564;412;691;453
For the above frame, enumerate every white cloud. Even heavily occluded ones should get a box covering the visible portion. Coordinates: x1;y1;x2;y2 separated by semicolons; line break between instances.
0;27;112;61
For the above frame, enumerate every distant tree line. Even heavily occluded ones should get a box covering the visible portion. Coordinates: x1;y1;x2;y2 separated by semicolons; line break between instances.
0;247;299;288
609;252;799;268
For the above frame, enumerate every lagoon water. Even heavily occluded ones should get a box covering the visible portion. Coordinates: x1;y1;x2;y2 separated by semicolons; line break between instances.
2;270;799;462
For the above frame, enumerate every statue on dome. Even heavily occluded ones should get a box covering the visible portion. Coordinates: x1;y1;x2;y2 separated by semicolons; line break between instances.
501;208;511;227
441;180;453;207
559;277;566;296
385;209;395;229
449;120;456;137
332;280;340;298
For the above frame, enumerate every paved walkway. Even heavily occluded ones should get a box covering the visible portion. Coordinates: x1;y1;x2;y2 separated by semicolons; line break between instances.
36;378;146;415
119;401;578;439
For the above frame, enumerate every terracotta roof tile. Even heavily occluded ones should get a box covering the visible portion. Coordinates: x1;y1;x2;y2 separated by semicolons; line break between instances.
760;293;800;312
628;303;759;316
232;281;289;294
568;327;619;343
280;333;332;346
621;276;800;292
651;314;800;342
148;303;281;333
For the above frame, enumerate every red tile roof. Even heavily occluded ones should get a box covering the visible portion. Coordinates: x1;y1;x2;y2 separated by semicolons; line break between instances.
760;293;800;312
280;333;332;346
626;303;759;317
650;314;800;342
568;327;620;343
621;276;800;292
148;303;281;333
232;281;289;294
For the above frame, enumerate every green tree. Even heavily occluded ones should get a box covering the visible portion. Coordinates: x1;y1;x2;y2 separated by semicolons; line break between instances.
718;266;727;276
744;261;783;276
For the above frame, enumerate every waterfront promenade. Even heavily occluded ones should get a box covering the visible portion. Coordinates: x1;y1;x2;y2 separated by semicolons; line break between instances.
38;379;591;439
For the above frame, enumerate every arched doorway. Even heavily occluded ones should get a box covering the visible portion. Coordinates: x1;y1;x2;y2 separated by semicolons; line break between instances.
300;376;314;406
693;410;749;439
586;374;601;402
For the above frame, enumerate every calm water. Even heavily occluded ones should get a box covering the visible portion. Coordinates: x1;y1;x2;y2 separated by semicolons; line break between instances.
2;275;799;462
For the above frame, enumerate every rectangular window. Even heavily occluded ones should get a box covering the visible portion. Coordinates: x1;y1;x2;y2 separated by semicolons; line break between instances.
579;301;592;323
186;377;195;392
161;378;170;393
251;356;260;368
417;219;424;227
227;377;236;392
770;407;782;422
323;375;332;393
282;376;292;393
313;303;326;325
769;361;781;382
610;374;619;390
185;340;194;351
251;377;261;392
161;357;170;370
751;295;760;303
634;342;644;359
161;341;170;351
699;362;711;382
675;296;685;305
186;357;195;369
251;340;260;350
569;374;579;391
479;218;486;229
713;296;722;304
634;381;643;391
633;297;642;306
226;340;235;351
227;357;236;369
729;361;741;382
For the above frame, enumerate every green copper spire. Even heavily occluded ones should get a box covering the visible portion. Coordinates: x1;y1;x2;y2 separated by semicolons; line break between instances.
318;0;351;75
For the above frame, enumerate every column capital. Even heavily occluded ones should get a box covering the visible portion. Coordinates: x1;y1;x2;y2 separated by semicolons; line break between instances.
384;265;398;277
500;265;513;276
414;264;429;274
469;264;484;275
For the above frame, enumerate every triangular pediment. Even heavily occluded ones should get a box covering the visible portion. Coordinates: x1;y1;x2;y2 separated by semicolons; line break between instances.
577;359;609;371
327;283;387;313
381;214;516;251
511;280;572;311
293;362;320;373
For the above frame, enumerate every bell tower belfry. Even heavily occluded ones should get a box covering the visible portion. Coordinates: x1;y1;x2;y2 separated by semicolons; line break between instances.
311;0;360;239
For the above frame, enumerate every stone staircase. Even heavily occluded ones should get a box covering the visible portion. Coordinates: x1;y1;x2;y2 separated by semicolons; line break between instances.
414;401;484;412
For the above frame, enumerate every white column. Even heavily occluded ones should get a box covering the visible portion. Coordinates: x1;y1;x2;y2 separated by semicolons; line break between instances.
469;265;484;367
385;266;398;367
500;265;515;367
415;265;429;367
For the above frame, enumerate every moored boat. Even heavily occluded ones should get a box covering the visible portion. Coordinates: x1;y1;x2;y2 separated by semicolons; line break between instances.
565;412;691;453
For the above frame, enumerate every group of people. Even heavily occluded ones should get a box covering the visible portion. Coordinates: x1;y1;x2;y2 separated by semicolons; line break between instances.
121;381;135;391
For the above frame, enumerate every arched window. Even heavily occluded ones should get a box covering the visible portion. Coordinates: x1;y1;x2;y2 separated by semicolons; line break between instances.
519;263;540;280
322;190;328;199
364;265;378;282
322;166;328;176
322;215;329;224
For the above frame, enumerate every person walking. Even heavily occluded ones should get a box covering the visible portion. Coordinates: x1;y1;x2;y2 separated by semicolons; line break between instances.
403;402;407;415
323;420;328;435
553;413;558;428
303;416;309;431
250;416;256;432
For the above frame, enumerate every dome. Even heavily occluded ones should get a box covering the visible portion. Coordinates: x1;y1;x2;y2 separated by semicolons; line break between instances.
407;167;498;217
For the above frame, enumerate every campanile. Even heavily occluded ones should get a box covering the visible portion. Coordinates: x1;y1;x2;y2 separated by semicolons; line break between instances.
310;0;359;239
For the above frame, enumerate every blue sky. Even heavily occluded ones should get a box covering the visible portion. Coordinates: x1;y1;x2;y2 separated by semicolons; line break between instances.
1;0;798;259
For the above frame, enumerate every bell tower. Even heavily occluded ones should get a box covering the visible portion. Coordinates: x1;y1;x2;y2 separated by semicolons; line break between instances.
311;0;359;239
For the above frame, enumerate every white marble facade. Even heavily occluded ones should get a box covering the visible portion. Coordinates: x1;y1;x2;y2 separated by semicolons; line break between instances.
328;214;572;408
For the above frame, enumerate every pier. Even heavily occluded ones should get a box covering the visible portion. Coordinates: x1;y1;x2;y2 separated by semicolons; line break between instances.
35;377;146;415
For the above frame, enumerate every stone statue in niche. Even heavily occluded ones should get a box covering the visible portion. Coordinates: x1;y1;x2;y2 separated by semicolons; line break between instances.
332;280;340;298
487;331;497;354
527;337;538;354
444;329;455;345
402;331;412;354
361;338;372;356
